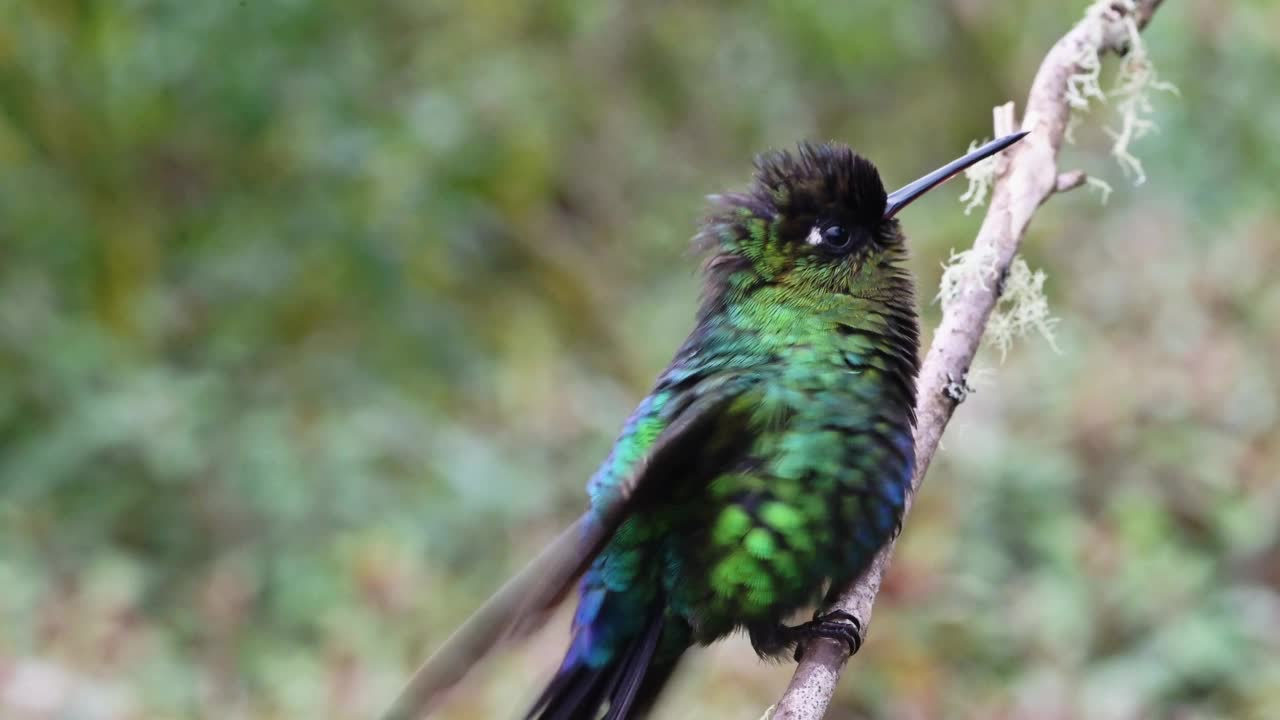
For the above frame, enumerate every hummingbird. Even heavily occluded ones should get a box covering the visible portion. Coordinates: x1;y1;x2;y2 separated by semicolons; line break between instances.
386;132;1028;720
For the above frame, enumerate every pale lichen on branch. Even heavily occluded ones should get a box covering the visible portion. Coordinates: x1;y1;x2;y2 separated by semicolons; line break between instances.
958;138;999;215
1103;10;1179;183
986;257;1060;360
937;245;1059;360
1068;0;1179;183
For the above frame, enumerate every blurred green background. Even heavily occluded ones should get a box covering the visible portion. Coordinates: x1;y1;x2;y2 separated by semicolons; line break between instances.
2;1;1278;718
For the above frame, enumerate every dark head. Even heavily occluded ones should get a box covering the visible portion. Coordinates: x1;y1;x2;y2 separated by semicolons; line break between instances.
695;133;1027;310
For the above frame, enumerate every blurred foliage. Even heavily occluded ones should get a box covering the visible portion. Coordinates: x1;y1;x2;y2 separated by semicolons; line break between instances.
1;0;1278;718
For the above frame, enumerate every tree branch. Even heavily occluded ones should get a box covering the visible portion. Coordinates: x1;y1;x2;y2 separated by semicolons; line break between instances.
770;2;1167;717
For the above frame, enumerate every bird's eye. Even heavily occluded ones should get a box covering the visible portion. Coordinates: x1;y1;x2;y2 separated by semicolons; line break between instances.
821;224;853;251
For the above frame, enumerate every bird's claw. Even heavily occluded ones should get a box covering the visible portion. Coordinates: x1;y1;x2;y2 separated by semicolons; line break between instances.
792;610;864;662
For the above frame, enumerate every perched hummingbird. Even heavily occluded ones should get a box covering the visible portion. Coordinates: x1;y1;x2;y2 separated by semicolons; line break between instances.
387;132;1028;720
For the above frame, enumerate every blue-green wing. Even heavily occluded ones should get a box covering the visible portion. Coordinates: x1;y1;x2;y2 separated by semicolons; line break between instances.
382;368;758;720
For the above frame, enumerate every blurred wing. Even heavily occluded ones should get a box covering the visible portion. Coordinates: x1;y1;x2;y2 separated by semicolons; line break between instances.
381;377;754;720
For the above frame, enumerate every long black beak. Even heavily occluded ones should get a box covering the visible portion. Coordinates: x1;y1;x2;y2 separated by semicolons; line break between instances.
883;131;1029;219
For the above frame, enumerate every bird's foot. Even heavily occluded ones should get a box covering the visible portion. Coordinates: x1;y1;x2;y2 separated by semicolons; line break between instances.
750;611;864;662
790;610;863;662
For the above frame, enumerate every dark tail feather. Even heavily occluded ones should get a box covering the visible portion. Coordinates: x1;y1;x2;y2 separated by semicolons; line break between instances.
533;662;612;720
383;515;611;720
600;608;664;720
530;606;671;720
610;650;682;720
